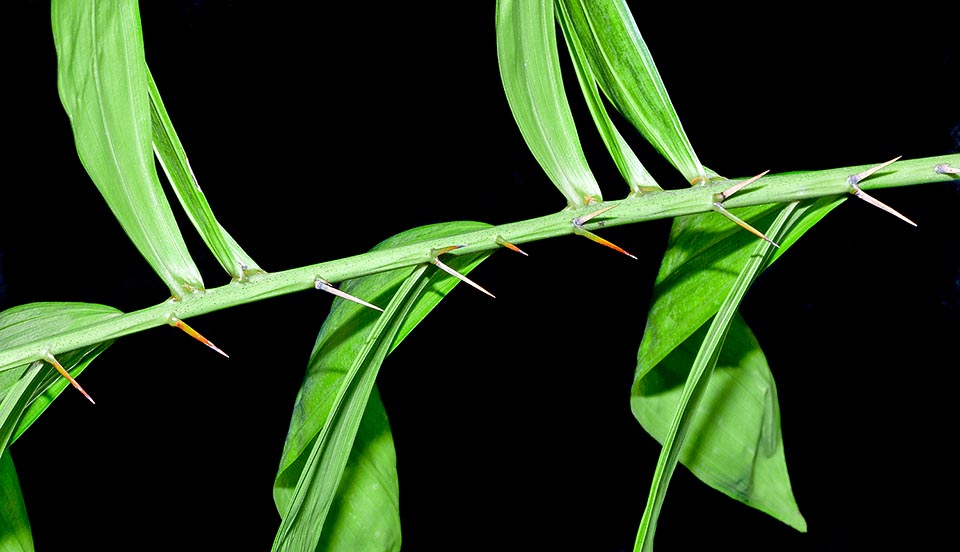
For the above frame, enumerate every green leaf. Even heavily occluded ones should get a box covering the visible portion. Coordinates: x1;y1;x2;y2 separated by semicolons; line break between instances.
273;263;428;552
632;203;801;551
559;0;706;184
629;195;844;547
555;1;661;195
0;302;120;442
273;221;494;551
634;195;844;381
51;0;204;298
315;387;400;552
0;451;33;552
633;314;805;547
147;66;263;282
496;0;602;207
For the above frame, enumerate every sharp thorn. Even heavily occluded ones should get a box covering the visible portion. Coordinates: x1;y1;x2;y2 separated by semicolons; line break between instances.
719;170;770;201
713;203;781;248
432;259;496;298
572;204;619;227
170;317;230;358
496;236;529;256
847;156;902;186
314;278;384;312
430;245;464;257
850;188;918;227
574;227;638;259
935;163;960;175
42;352;95;404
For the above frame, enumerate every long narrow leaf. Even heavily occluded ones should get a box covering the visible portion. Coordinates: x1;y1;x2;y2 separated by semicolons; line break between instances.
630;196;841;538
273;263;429;551
561;0;706;184
274;221;494;551
555;1;661;195
147;67;263;281
51;0;204;298
0;451;33;552
496;0;602;207
635;195;844;381
633;203;800;551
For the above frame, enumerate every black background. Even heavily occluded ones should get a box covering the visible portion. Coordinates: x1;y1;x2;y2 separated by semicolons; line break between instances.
3;2;958;551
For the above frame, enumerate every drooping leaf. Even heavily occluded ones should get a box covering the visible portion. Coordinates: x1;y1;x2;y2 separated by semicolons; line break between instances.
0;451;34;552
496;0;602;208
630;196;843;544
632;203;801;551
555;1;661;196
147;66;263;282
560;0;706;185
635;195;844;381
315;387;399;552
274;221;494;551
51;0;204;298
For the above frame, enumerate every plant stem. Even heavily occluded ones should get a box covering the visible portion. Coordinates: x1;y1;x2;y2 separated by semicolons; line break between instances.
0;154;955;371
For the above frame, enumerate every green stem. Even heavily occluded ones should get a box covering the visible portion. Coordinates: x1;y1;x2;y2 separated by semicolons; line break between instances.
0;154;955;371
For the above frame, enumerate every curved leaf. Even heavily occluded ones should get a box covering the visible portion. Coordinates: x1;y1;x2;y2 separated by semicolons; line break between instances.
630;197;842;542
52;0;204;298
561;0;706;184
273;221;494;551
632;204;802;551
147;67;263;281
555;1;661;196
496;0;602;208
635;195;844;380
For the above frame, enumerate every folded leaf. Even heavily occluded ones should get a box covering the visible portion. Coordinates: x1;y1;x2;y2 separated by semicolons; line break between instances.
559;0;706;184
555;1;660;196
631;195;843;533
633;204;803;550
274;221;493;551
633;314;806;540
496;0;602;207
147;67;263;281
52;0;204;298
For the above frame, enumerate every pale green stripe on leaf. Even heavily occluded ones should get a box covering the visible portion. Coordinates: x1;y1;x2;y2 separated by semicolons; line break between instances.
632;314;805;541
634;195;844;381
316;387;400;552
273;221;493;551
496;0;602;208
629;195;841;542
555;1;660;196
52;0;204;298
561;0;705;184
147;67;263;281
0;451;34;552
632;203;801;551
272;263;429;552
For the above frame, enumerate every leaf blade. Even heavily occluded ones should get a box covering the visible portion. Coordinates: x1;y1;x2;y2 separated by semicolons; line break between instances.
561;0;706;184
147;66;263;281
51;0;203;297
496;0;602;207
273;221;494;551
